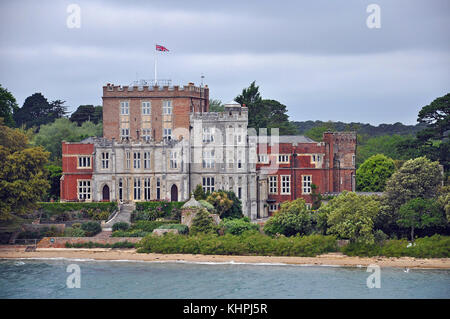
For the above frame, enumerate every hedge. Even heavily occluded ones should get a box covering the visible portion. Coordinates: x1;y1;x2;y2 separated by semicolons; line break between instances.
111;220;178;237
137;233;338;257
38;202;118;215
65;241;136;249
156;224;189;235
133;201;184;221
341;235;450;258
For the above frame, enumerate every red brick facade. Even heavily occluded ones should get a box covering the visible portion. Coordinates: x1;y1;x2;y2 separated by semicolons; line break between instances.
60;142;94;201
102;83;209;141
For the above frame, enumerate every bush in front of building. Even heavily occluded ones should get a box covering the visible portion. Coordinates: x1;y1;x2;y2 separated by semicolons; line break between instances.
81;221;102;237
189;209;220;235
156;224;189;235
112;222;129;232
134;201;185;220
137;232;338;257
38;202;118;214
220;217;259;236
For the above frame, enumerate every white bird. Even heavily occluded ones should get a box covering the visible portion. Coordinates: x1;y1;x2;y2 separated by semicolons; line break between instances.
404;268;410;273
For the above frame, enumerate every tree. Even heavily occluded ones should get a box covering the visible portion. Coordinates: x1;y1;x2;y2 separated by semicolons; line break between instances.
304;122;335;142
0;123;50;221
193;184;206;200
235;82;297;135
356;154;396;192
0;84;19;127
190;208;219;235
209;99;224;112
318;191;380;243
379;157;443;235
417;93;449;141
70;105;102;125
46;164;62;200
397;198;444;242
263;198;313;236
206;191;233;218
13;93;67;129
33;118;102;164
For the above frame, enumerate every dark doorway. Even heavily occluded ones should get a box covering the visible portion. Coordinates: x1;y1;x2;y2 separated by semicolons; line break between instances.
102;184;110;201
170;184;178;202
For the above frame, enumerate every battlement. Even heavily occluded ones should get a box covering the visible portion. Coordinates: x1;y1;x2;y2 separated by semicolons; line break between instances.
103;82;208;96
190;107;248;122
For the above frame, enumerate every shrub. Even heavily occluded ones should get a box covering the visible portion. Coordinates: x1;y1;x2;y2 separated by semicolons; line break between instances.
137;233;338;257
156;224;189;235
65;241;136;249
111;230;150;237
199;200;216;213
38;202;117;215
64;227;86;237
131;220;176;232
112;222;130;232
221;218;259;236
190;209;219;235
264;198;313;237
81;221;102;237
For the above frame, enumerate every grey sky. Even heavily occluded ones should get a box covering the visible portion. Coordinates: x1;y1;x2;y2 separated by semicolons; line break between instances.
0;0;449;125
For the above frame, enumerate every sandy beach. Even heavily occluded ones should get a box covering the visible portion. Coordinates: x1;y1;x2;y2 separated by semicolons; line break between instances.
1;246;449;269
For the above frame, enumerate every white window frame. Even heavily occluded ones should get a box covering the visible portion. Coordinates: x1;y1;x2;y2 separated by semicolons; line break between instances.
281;175;291;195
77;180;91;200
277;154;290;164
258;154;269;164
163;100;173;115
144;151;150;169
133;152;141;169
142;101;151;115
202;177;215;194
269;204;279;212
269;175;278;194
77;156;91;169
142;129;151;141
163;128;172;140
101;152;109;169
202;150;215;168
134;177;141;200
126;151;130;169
202;127;214;143
120;101;129;115
156;177;161;200
170;151;178;169
144;177;151;200
302;175;312;194
121;128;129;139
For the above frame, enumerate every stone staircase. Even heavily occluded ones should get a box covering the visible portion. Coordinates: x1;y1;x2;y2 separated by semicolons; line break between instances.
101;202;134;231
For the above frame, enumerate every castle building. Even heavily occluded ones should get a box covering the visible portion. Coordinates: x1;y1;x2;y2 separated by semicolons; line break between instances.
60;82;356;220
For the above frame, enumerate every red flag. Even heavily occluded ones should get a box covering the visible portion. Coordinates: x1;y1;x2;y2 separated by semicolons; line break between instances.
156;44;169;52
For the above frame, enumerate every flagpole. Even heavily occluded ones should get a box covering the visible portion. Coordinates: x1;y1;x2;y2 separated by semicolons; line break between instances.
154;44;157;85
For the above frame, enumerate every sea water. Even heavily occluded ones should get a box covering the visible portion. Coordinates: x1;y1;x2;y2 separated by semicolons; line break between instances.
0;259;449;298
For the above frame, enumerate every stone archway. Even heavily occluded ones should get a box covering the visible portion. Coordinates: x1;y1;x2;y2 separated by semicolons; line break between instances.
102;184;110;201
170;184;178;202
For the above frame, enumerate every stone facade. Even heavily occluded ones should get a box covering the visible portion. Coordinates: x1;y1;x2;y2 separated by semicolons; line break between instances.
60;82;357;220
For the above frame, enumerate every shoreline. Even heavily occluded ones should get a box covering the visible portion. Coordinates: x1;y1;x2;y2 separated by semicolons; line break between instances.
1;246;449;269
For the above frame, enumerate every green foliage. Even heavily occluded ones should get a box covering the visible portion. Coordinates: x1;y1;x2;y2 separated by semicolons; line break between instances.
397;198;446;241
190;209;219;235
111;229;150;237
112;222;130;232
69;105;102;125
341;235;450;258
132;220;176;232
235;82;297;135
45;164;62;200
317;191;380;243
65;241;136;249
304;122;335;141
356;154;396;191
137;233;338;257
382;157;442;219
193;184;206;200
0;124;50;221
208;99;224;112
64;227;86;237
13;93;67;129
38;202;117;215
0;84;19;127
33;118;102;164
156;224;189;235
81;221;101;237
206;190;243;219
134;201;184;221
264;198;313;237
221;218;259;236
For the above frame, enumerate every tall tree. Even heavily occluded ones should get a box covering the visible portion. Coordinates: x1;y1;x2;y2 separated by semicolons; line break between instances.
0;84;19;127
13;93;67;129
235;82;297;135
70;105;102;125
208;99;224;112
356;154;396;192
0;122;50;221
